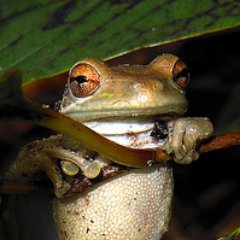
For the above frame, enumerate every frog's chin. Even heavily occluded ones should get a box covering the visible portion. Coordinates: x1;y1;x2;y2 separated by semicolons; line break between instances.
84;118;167;149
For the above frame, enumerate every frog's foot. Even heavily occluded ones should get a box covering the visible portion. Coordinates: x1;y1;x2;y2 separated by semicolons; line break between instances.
164;117;214;164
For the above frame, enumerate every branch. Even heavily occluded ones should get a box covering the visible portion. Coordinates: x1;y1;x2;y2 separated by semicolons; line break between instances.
1;131;240;195
154;131;240;162
199;131;240;153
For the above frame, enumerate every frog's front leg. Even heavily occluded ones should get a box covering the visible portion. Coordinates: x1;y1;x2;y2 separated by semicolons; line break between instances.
164;117;214;164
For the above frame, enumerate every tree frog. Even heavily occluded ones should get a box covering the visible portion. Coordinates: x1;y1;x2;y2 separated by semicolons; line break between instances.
16;54;213;240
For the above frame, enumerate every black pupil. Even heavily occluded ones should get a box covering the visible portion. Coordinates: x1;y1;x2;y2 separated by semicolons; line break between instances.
75;75;88;83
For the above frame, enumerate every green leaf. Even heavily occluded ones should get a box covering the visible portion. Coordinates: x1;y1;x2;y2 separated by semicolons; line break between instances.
218;227;240;240
1;0;240;83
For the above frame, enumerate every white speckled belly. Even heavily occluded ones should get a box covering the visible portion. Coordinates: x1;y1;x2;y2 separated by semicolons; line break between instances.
53;164;173;240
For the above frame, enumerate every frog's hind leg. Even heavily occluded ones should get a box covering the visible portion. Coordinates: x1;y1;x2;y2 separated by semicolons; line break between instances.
15;136;71;198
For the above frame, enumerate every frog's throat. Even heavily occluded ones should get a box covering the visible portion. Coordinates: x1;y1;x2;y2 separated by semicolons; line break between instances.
83;118;167;149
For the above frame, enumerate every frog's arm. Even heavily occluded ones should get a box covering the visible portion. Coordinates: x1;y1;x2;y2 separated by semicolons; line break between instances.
164;117;214;164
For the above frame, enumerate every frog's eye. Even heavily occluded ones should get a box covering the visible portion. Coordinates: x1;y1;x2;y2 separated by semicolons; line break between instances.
69;63;100;97
172;59;190;90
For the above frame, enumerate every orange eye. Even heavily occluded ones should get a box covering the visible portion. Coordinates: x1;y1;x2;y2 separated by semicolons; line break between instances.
172;59;190;90
69;63;100;97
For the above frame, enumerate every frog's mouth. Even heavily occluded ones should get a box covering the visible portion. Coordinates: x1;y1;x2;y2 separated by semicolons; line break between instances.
61;105;186;123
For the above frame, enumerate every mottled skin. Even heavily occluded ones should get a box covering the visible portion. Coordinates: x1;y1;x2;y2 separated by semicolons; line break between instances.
53;165;173;240
16;54;213;240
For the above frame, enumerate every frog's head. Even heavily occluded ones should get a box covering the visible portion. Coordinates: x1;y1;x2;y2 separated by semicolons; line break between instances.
59;54;189;123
